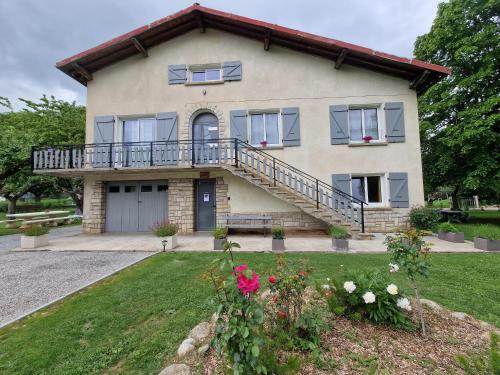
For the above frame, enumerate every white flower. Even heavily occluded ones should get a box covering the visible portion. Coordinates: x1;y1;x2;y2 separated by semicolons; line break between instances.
389;263;399;273
362;291;376;304
386;284;398;295
343;281;356;294
397;297;412;311
326;277;331;282
322;284;331;290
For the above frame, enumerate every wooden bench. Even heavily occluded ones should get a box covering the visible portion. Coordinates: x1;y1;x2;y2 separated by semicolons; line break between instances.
223;214;272;235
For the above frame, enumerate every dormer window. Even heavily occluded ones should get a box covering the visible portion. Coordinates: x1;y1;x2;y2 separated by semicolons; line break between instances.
189;64;222;83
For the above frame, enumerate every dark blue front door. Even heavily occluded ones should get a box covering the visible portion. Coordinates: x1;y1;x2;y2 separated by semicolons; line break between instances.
196;179;216;231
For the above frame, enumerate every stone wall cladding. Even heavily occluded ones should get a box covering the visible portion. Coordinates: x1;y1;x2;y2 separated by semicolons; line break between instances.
83;180;106;234
363;208;410;233
168;178;196;233
215;177;230;227
231;211;327;230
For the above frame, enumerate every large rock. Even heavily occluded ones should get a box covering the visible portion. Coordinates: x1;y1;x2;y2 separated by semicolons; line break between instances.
177;338;195;358
451;311;469;320
420;298;443;311
188;322;211;344
159;364;191;375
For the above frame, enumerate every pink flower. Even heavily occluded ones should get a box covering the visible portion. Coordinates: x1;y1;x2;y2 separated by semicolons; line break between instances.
237;272;260;295
234;264;248;273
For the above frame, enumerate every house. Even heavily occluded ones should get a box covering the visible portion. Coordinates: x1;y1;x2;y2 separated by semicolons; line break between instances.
32;4;450;235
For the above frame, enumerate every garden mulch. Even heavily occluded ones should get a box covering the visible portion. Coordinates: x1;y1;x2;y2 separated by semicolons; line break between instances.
195;303;496;374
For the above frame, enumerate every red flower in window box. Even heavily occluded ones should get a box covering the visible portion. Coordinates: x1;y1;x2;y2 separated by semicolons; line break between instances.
260;140;268;147
362;135;373;143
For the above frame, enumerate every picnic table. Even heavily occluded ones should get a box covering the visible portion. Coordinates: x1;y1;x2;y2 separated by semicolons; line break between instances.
5;210;71;228
440;209;469;223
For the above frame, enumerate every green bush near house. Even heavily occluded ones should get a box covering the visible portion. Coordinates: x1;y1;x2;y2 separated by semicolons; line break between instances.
212;226;228;239
271;227;285;240
328;225;349;239
22;226;50;236
409;206;441;230
438;222;459;233
153;222;178;237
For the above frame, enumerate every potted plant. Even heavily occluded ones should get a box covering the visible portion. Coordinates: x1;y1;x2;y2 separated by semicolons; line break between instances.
20;226;50;249
260;140;268;148
437;222;464;243
271;227;285;252
362;135;373;143
212;227;228;250
153;221;178;250
473;234;500;251
329;225;349;251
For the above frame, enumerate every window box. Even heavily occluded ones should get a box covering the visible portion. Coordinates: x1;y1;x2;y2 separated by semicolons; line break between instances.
437;232;464;243
473;237;500;251
348;142;388;147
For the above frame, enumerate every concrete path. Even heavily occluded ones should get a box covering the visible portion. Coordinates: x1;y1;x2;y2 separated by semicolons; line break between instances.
33;232;483;253
0;225;82;251
0;250;154;327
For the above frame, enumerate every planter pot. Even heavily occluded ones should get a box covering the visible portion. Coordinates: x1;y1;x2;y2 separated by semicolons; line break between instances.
474;237;500;251
332;238;349;251
161;234;178;250
272;239;285;252
214;238;227;250
20;234;49;249
438;232;464;243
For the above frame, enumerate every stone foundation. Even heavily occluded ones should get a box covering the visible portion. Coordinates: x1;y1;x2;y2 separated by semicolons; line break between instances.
83;180;106;234
363;208;410;233
168;178;196;233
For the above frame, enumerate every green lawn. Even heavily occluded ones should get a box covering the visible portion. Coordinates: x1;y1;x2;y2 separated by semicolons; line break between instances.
455;210;500;240
0;252;499;375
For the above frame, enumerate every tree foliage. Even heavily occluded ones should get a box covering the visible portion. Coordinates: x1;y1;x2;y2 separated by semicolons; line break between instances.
414;0;500;206
0;95;85;212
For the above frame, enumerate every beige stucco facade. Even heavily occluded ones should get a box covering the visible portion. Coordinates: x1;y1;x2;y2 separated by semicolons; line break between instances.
81;28;425;233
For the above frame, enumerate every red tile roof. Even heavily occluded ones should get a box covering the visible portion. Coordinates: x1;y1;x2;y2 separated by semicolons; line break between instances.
57;4;450;90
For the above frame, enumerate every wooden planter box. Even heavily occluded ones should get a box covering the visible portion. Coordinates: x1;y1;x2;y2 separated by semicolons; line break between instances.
473;237;500;251
20;234;49;249
161;234;178;250
437;232;465;243
332;238;349;251
272;239;285;252
214;238;227;250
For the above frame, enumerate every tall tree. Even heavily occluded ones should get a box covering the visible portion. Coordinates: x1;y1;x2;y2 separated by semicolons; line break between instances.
414;0;499;208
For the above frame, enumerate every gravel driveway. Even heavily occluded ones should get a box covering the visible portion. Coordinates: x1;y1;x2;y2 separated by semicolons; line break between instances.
0;251;154;327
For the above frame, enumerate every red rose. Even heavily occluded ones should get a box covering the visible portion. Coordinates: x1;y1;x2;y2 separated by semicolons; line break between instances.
268;275;276;284
298;271;306;277
277;310;287;320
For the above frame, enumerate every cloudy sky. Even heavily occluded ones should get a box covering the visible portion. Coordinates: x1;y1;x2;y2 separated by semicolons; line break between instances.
0;0;443;110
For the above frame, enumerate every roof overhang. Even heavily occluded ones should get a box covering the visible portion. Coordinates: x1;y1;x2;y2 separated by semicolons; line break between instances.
56;4;451;92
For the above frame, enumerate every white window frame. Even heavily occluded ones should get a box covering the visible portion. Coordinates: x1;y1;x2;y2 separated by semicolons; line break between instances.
350;174;387;207
120;116;157;144
348;105;385;143
248;109;282;147
188;63;222;83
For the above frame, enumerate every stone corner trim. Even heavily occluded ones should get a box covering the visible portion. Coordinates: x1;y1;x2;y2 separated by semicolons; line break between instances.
83;180;106;234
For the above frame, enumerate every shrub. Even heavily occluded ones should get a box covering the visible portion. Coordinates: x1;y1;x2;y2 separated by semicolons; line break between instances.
409;206;441;230
22;226;49;236
271;227;285;240
438;222;459;233
212;226;228;239
328;225;349;239
152;221;178;237
318;269;412;328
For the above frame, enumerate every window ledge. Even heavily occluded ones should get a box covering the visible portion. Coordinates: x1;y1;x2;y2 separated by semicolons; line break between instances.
348;142;388;147
252;145;284;150
185;80;225;86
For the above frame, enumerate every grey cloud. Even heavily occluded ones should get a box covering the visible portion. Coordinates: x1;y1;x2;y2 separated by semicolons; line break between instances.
0;0;441;110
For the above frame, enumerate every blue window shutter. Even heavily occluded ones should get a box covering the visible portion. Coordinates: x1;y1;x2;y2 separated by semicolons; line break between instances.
168;64;187;84
388;172;409;208
330;105;349;144
156;112;178;142
281;107;300;147
230;110;248;142
332;174;351;194
385;102;405;142
223;61;242;81
93;116;114;143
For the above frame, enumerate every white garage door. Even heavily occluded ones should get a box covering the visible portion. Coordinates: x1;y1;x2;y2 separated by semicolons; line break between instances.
105;181;168;232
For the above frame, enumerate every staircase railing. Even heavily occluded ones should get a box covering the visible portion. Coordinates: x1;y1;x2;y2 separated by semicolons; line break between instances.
31;138;365;231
